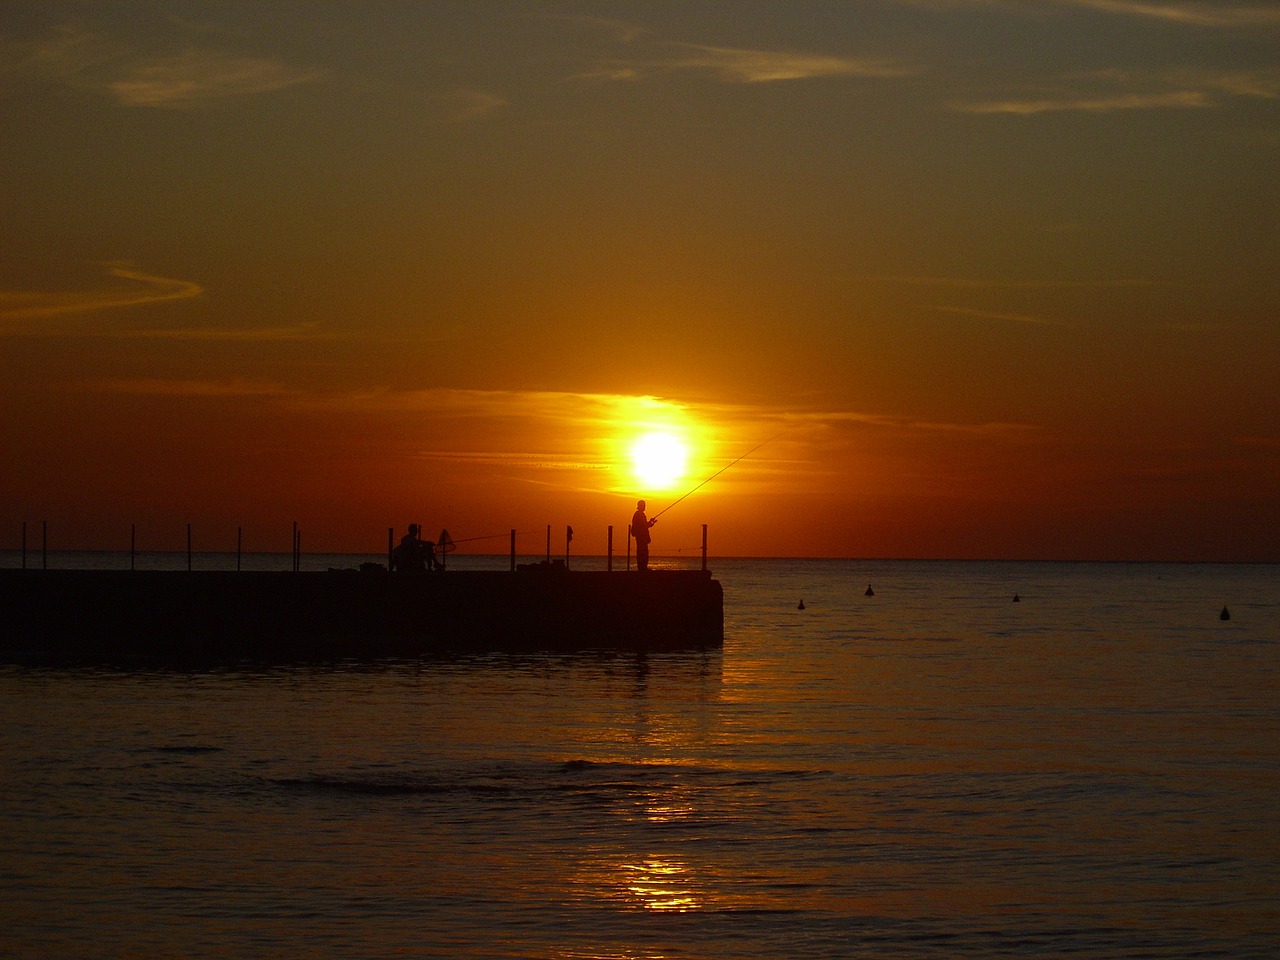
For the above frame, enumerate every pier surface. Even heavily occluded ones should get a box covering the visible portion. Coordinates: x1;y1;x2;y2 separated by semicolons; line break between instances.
0;567;723;665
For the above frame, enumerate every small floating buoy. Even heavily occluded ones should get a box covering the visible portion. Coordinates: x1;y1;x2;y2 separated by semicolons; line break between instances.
865;584;874;597
1013;594;1020;603
1220;606;1230;621
797;599;805;610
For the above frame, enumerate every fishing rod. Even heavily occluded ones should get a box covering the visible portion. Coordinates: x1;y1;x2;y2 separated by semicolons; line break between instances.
651;433;781;521
449;530;541;545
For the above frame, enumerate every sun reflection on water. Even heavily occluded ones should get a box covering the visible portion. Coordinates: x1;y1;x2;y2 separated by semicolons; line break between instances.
618;856;702;912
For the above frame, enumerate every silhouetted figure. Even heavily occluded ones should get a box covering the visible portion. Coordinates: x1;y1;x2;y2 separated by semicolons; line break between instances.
1220;605;1231;621
391;523;435;572
865;584;875;597
631;500;656;571
1013;594;1021;603
797;599;805;610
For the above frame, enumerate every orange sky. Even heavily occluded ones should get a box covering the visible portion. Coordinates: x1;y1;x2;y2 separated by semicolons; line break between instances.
2;2;1278;561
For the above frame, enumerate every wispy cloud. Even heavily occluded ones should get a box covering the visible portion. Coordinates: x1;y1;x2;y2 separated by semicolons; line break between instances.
300;388;697;429
2;26;321;107
85;377;294;398
935;306;1067;326
110;323;333;342
955;89;1210;114
579;39;914;85
953;64;1280;114
302;387;1034;447
108;48;322;107
0;263;202;321
430;88;508;121
1059;0;1280;28
897;0;1280;27
665;44;913;83
863;274;1169;290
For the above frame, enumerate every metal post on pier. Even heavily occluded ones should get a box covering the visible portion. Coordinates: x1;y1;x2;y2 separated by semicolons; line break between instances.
510;529;516;572
565;526;572;568
131;524;136;571
701;524;708;572
545;525;551;564
237;526;243;572
22;521;27;570
187;524;192;572
388;527;394;570
607;525;613;572
42;520;47;570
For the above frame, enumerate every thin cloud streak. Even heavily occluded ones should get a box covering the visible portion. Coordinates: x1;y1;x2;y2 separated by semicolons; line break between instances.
84;377;294;398
953;66;1280;115
956;89;1210;114
304;387;1036;441
864;275;1170;290
582;41;914;85
2;27;322;107
1060;0;1280;28
898;0;1280;28
0;264;202;322
109;49;323;107
935;306;1067;326
666;44;913;83
430;88;508;121
110;323;334;342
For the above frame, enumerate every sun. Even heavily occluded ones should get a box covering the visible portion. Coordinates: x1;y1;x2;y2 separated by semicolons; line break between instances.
630;431;689;490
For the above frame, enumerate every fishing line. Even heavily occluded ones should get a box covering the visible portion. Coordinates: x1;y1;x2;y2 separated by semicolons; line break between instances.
651;433;781;521
449;530;540;544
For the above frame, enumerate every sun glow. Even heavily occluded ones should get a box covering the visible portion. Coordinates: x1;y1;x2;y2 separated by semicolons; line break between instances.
630;431;689;490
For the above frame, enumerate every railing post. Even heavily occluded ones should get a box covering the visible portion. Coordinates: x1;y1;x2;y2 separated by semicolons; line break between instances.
701;524;708;571
510;529;516;572
607;525;613;572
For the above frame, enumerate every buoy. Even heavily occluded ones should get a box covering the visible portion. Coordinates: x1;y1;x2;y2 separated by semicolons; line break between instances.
865;584;874;597
1220;606;1230;621
1013;594;1020;603
797;599;805;610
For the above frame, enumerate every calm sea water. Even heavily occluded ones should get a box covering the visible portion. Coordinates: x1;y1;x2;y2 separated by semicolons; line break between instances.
2;557;1277;959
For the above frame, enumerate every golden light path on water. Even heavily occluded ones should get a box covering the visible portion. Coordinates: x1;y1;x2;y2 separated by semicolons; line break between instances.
619;857;701;912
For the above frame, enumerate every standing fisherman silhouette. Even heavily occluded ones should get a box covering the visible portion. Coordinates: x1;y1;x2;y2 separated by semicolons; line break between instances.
630;500;656;572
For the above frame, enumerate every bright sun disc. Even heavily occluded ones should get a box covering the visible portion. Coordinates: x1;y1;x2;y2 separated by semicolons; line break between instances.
630;432;688;489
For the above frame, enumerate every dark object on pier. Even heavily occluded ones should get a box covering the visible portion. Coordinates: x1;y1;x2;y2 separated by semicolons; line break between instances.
864;584;874;597
1220;605;1230;621
0;567;723;666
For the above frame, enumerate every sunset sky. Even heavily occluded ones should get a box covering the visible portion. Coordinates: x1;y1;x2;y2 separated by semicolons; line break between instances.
3;1;1278;561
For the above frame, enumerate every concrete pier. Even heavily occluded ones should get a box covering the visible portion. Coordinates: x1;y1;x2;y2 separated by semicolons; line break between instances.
0;567;724;665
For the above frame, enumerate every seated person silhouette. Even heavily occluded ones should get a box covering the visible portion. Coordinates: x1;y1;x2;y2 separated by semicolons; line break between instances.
391;523;435;572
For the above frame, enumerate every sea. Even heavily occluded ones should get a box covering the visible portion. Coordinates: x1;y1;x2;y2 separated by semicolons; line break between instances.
2;554;1277;959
